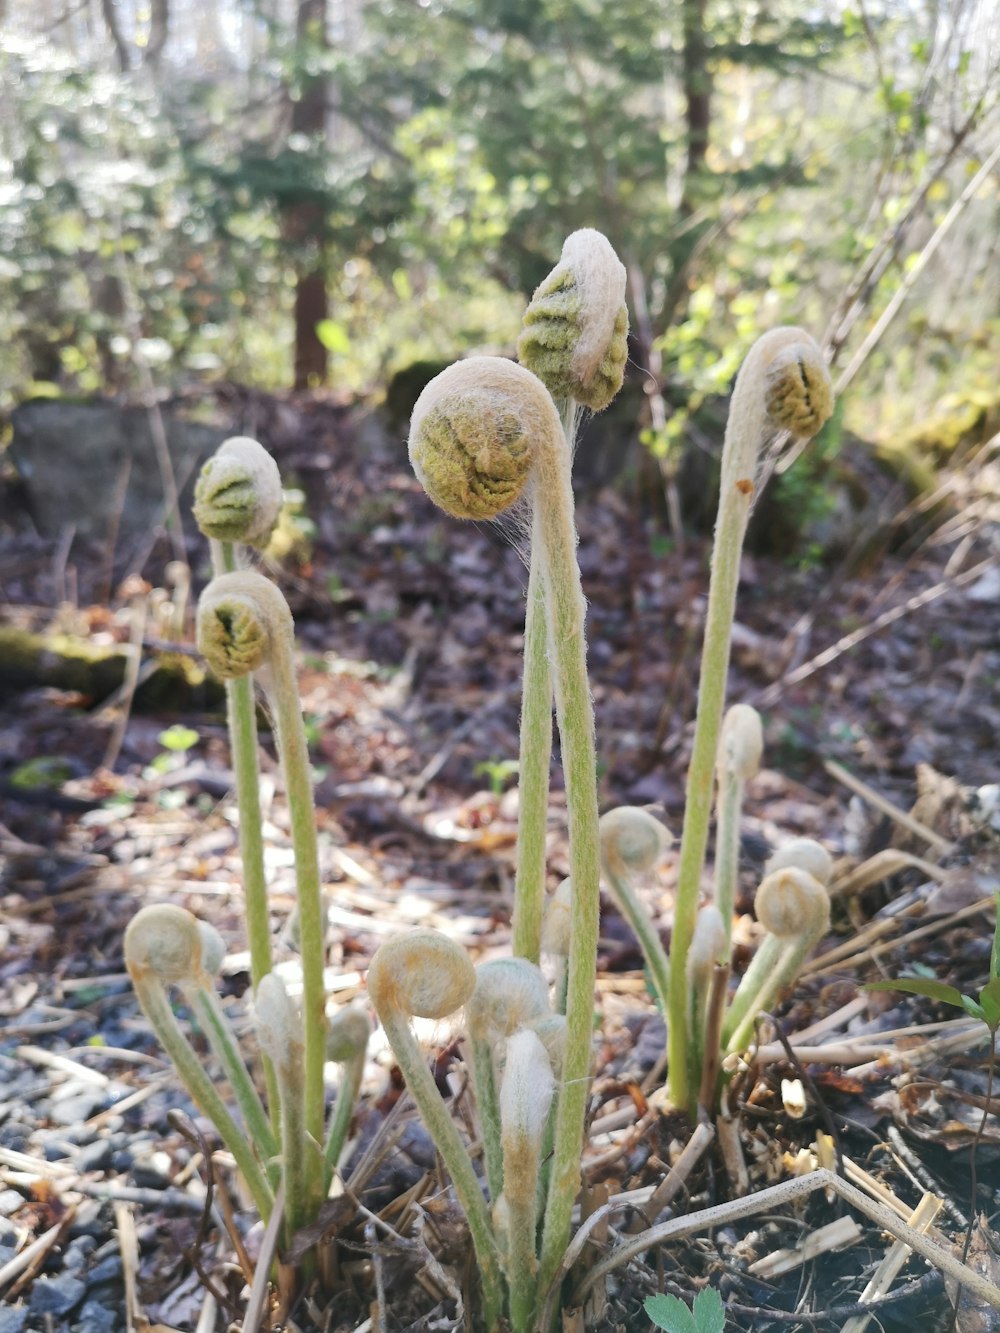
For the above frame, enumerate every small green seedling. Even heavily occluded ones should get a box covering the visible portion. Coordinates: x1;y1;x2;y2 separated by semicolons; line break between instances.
864;893;1000;1035
644;1286;726;1333
475;757;520;797
865;891;1000;1320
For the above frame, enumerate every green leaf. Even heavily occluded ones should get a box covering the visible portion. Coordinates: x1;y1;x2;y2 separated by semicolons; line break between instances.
9;756;75;790
863;978;967;1008
960;995;987;1024
692;1287;727;1333
158;724;199;753
977;977;1000;1029
989;894;1000;982
644;1294;698;1333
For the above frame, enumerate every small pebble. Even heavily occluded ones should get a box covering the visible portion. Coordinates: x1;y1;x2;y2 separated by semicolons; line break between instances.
86;1255;122;1286
42;1136;75;1163
63;1235;97;1271
76;1139;113;1174
0;1308;27;1333
28;1273;86;1317
76;1301;120;1333
47;1091;107;1127
0;1189;25;1218
131;1150;173;1190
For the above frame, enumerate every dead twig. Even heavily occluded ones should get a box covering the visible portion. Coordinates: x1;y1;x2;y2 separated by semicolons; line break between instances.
569;1168;1000;1312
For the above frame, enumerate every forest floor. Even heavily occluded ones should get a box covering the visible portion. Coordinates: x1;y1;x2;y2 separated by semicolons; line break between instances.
1;397;999;1333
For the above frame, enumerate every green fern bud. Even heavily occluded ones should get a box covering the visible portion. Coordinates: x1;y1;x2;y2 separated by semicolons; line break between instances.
518;229;629;410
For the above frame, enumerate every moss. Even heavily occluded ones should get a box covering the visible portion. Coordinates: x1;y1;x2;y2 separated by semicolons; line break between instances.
891;388;1000;474
0;626;222;711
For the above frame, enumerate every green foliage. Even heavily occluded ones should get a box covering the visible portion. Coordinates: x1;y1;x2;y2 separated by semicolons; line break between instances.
645;1287;727;1333
158;725;199;753
864;895;1000;1032
9;755;74;790
474;757;519;796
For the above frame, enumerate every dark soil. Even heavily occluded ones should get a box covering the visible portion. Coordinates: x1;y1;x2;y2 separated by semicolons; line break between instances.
1;394;998;1332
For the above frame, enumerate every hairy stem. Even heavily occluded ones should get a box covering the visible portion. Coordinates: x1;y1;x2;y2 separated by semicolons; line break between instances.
668;477;752;1108
512;539;551;965
211;538;281;1134
714;768;744;956
470;1037;504;1204
186;986;278;1167
261;640;327;1146
533;419;602;1304
602;856;672;1018
379;1007;505;1327
512;398;576;964
322;1048;366;1177
135;979;273;1219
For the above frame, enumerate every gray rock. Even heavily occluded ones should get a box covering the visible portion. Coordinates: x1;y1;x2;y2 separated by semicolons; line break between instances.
9;399;228;542
63;1235;97;1270
28;1273;85;1316
46;1090;107;1127
0;1307;27;1333
76;1301;120;1333
86;1256;122;1286
75;1139;113;1174
0;1189;24;1217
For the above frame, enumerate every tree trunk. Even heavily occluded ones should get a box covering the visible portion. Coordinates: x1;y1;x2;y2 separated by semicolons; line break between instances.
100;0;131;71
681;0;711;207
287;0;329;390
145;0;169;68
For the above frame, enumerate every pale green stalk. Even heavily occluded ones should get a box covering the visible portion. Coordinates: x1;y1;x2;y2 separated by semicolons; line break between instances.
322;1047;366;1175
379;1006;505;1327
723;866;830;1053
210;537;280;1133
275;1041;309;1238
667;473;752;1110
134;978;273;1219
720;934;782;1049
261;643;327;1147
601;857;672;1017
186;985;278;1165
499;1030;555;1333
686;908;725;1092
725;929;826;1053
512;398;576;964
714;767;744;956
532;431;602;1304
512;543;551;965
470;1037;504;1203
668;331;832;1109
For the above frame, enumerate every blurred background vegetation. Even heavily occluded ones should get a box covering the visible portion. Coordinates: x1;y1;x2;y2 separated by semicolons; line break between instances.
0;0;997;475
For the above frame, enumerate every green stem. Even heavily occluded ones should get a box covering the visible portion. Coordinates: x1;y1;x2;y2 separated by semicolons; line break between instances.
714;769;744;957
512;542;551;965
725;930;824;1054
553;958;569;1017
720;933;783;1050
135;978;273;1220
380;1006;505;1328
668;479;752;1110
273;1041;310;1240
503;1153;541;1333
187;985;278;1166
262;638;327;1147
211;538;281;1135
512;398;575;964
322;1048;366;1178
533;416;602;1304
602;857;672;1018
470;1036;504;1203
